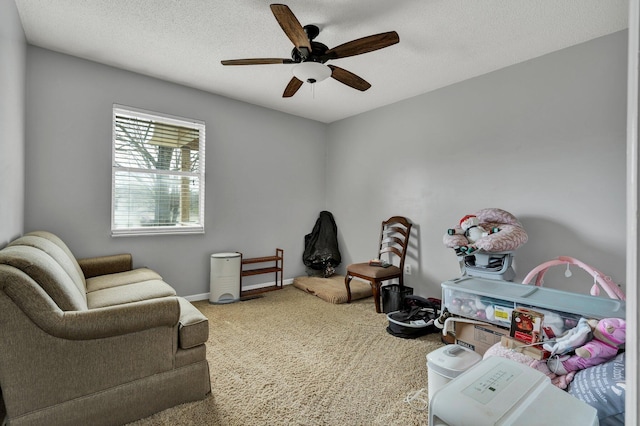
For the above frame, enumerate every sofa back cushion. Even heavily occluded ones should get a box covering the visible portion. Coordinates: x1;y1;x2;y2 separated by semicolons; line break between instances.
0;245;88;311
10;231;87;294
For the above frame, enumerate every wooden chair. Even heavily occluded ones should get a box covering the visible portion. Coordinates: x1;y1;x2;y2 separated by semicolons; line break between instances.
345;216;412;313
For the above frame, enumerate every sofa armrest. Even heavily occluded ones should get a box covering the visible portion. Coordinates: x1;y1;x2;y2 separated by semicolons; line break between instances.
3;269;180;339
78;253;133;278
60;298;181;339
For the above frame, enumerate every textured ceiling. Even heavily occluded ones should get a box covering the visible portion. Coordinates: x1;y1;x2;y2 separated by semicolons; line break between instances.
15;0;629;123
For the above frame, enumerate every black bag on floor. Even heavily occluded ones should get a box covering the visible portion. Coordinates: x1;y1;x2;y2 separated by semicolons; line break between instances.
386;295;440;339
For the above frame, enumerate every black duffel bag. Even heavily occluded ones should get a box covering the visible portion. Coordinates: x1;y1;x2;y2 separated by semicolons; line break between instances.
386;295;441;339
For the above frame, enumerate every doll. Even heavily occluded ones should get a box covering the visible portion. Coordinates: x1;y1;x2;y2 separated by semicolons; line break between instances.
547;318;625;375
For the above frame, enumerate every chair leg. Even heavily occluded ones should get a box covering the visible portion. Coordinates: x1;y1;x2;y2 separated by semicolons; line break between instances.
371;281;382;313
344;274;353;304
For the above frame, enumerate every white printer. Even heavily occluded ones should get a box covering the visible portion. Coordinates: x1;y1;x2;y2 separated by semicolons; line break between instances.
429;356;598;426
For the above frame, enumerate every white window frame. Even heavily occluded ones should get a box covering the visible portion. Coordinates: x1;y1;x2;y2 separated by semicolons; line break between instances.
111;104;206;236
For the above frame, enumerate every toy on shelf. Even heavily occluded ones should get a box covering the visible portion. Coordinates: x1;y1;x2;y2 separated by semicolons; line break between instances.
522;256;626;301
547;318;626;375
510;307;544;344
443;208;528;281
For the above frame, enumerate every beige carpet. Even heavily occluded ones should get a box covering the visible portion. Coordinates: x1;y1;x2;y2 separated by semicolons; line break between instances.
130;285;444;425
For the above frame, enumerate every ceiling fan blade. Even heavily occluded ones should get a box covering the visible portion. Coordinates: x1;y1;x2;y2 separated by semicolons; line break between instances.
283;77;303;98
328;65;371;91
221;58;294;66
325;31;399;60
270;4;312;57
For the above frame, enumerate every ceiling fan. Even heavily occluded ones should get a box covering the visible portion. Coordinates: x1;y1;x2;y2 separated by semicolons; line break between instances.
220;4;399;98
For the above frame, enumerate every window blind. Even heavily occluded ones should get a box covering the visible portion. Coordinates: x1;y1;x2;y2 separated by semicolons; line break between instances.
112;105;205;236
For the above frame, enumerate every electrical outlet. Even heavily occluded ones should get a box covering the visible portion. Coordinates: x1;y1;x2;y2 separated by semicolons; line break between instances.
404;264;412;275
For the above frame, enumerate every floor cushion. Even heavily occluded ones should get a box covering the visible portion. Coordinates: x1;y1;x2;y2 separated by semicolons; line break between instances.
293;275;372;304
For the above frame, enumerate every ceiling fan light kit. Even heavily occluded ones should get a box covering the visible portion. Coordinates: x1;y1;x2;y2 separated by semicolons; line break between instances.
221;3;399;98
292;62;332;83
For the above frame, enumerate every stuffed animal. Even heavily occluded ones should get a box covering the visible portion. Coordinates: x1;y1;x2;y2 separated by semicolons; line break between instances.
447;214;498;254
542;317;593;356
547;318;626;375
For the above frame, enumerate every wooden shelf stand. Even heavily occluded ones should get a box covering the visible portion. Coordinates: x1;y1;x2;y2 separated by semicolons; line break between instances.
240;248;283;297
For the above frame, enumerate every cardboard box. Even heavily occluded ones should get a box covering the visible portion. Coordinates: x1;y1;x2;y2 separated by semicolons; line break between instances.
500;336;551;360
510;307;544;344
454;321;510;355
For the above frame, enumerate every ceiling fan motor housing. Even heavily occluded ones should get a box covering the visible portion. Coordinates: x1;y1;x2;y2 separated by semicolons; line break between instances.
291;41;329;63
303;24;320;40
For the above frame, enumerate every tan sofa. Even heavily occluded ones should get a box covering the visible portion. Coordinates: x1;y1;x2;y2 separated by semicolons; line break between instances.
0;231;211;425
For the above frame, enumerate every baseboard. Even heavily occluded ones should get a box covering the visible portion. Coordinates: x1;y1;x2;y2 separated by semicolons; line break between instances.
184;278;294;302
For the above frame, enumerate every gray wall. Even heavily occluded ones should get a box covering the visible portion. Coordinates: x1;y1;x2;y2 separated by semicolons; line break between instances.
327;31;627;298
19;30;629;300
24;47;327;297
0;0;26;245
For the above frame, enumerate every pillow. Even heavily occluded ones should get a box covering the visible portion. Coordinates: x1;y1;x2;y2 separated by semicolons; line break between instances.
442;208;528;252
568;352;625;426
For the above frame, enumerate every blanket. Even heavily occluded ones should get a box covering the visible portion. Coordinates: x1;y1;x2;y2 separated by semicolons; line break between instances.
483;342;575;389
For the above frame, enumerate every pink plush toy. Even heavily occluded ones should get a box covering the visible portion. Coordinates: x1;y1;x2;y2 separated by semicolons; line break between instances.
547;318;626;375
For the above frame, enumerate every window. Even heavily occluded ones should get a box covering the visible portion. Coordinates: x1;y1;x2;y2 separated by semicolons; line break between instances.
112;105;205;236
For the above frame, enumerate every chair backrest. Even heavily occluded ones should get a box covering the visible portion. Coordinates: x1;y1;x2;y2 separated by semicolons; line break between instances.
378;216;412;269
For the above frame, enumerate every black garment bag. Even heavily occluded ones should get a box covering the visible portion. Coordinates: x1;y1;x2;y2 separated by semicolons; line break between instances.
303;211;341;277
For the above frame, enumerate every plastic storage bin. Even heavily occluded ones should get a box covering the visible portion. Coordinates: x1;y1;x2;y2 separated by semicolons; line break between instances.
381;284;413;313
441;276;625;338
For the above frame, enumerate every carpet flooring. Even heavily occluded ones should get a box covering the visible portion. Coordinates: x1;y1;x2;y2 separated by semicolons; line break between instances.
130;285;444;425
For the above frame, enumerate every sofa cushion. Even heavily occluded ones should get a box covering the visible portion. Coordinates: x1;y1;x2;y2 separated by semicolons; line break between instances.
177;298;209;349
85;268;163;293
9;234;87;301
87;280;176;309
0;245;88;311
23;231;87;285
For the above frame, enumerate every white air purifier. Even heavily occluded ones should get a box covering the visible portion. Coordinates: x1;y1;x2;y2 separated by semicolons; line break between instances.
209;252;241;304
428;356;598;426
426;344;482;404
